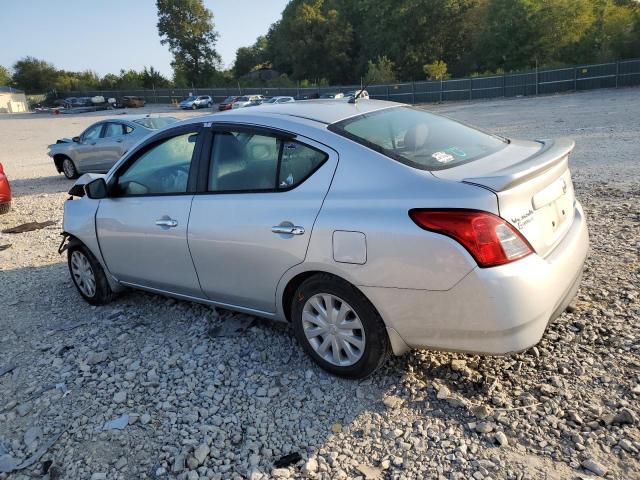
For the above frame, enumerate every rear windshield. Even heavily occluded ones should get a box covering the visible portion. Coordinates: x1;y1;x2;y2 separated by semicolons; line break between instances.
133;117;178;129
328;106;507;170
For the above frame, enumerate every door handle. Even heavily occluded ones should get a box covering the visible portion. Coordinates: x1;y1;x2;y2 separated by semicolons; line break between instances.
155;218;178;228
271;225;305;235
116;139;123;143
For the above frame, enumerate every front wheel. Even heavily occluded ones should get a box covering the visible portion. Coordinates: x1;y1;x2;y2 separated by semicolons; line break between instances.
291;274;389;378
68;245;115;305
61;158;78;179
191;104;197;110
0;202;10;214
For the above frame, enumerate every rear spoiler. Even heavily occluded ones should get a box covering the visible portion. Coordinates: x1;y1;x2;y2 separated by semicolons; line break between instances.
463;138;575;192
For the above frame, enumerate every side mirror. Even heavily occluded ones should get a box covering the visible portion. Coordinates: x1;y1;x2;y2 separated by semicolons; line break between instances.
72;136;80;143
84;178;108;199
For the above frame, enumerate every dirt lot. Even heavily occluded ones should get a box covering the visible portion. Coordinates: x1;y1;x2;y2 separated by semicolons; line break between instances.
0;89;638;480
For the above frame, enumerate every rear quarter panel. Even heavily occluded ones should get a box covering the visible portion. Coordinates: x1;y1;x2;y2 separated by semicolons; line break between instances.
302;141;499;291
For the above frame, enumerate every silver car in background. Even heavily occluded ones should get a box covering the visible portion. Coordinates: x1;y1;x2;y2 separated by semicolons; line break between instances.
179;95;213;110
61;100;588;378
48;115;178;179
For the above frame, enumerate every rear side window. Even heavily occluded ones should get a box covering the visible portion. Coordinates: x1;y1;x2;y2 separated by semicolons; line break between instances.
208;131;328;192
103;123;123;138
328;106;506;170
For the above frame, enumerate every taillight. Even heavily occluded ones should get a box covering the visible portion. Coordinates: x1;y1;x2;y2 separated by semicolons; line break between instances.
409;209;533;267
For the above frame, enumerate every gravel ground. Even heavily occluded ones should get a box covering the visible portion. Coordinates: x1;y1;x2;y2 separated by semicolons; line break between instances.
0;88;638;480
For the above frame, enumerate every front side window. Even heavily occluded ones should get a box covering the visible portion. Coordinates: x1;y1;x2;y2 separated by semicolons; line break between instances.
103;123;123;138
208;131;328;192
328;106;507;170
116;131;198;195
82;124;102;141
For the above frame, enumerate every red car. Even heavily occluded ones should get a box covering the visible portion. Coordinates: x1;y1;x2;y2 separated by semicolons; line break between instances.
218;96;238;111
0;162;11;214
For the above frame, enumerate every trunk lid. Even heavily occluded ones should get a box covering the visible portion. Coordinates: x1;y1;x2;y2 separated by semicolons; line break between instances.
432;138;576;257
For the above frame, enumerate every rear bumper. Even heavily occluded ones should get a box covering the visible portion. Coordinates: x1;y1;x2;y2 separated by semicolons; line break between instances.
362;201;589;355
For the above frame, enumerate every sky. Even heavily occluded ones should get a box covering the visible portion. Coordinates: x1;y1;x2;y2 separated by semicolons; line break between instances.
0;0;289;76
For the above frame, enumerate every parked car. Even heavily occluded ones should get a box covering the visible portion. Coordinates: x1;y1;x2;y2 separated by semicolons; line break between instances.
345;90;369;100
180;95;212;110
295;92;320;100
61;100;588;378
231;95;264;108
261;96;295;105
218;96;238;111
48;115;178;179
63;97;93;108
115;96;146;108
0;162;11;214
320;92;344;99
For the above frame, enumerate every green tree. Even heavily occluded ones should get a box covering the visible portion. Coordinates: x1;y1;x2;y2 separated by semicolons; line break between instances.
423;60;448;80
156;0;221;86
0;66;11;86
365;56;397;83
11;57;59;93
267;0;354;83
233;36;270;78
141;66;171;89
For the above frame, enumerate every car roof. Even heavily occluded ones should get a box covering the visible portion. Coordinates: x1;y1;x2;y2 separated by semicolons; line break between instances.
196;99;398;125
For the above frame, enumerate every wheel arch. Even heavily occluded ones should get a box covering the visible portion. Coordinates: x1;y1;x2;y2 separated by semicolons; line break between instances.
53;153;72;172
277;267;410;356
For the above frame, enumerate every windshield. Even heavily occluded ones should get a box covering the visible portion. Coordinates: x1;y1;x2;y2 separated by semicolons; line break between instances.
264;97;278;103
133;117;178;130
183;96;196;102
328;106;507;170
223;96;236;103
237;96;249;102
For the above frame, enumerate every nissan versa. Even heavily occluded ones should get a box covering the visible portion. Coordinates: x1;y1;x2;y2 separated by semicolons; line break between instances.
60;99;589;378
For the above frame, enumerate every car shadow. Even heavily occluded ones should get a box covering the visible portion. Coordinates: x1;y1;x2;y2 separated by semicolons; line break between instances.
0;261;595;479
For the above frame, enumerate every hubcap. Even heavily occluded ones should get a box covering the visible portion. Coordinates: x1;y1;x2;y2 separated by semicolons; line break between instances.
70;251;96;297
63;159;75;178
302;293;366;366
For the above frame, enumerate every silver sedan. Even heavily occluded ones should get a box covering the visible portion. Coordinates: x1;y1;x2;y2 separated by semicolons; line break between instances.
60;100;589;378
48;115;178;179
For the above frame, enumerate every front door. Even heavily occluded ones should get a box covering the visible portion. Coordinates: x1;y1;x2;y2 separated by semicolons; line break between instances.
74;123;105;172
188;127;338;313
97;122;127;172
96;127;203;297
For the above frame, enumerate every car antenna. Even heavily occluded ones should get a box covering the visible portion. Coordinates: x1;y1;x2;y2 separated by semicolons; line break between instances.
349;80;372;104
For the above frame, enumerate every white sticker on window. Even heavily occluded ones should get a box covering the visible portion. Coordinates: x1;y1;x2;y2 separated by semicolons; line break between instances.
432;151;455;163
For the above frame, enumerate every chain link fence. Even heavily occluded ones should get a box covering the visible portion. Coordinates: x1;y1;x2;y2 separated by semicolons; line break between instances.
60;58;640;105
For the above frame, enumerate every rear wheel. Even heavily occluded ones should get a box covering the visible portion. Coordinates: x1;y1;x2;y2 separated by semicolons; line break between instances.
191;104;197;110
61;157;78;179
291;274;389;378
68;245;115;305
0;202;10;214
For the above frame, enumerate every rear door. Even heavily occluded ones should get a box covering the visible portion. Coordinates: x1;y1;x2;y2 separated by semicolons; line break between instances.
96;125;204;296
188;125;338;313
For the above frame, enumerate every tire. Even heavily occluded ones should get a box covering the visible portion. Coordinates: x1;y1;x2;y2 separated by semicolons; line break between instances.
61;157;79;179
68;245;115;305
207;102;212;108
192;104;197;110
0;202;10;214
291;274;389;379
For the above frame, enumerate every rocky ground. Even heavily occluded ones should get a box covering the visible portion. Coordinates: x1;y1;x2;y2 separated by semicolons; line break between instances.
0;88;638;480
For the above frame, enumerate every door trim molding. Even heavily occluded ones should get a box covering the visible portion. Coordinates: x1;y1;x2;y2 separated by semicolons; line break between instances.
119;281;279;320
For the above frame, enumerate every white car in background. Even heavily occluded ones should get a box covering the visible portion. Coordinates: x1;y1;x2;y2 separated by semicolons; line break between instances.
261;96;295;105
232;95;265;108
